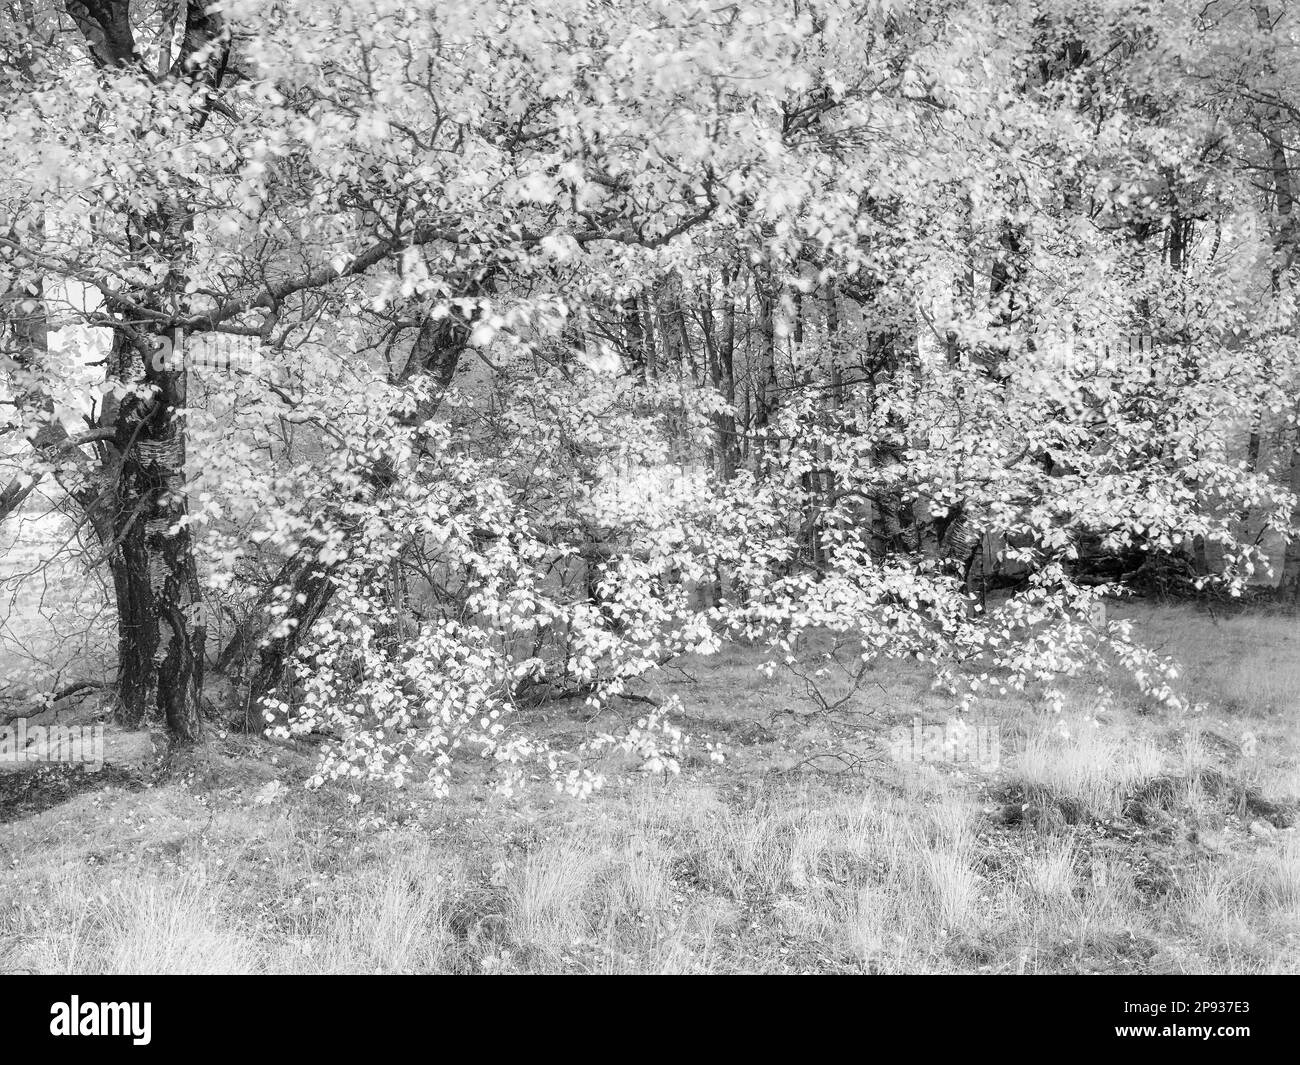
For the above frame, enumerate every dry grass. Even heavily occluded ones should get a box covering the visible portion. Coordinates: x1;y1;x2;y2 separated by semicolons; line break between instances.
17;868;257;975
1012;718;1165;821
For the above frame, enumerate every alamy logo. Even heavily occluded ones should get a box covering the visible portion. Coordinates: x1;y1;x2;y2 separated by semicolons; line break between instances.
887;716;999;768
49;997;151;1045
147;330;263;374
0;719;103;765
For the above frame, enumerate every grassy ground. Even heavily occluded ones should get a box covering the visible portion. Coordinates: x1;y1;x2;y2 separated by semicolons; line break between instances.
1;601;1298;974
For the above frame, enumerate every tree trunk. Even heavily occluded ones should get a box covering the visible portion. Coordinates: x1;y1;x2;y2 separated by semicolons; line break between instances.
60;0;228;745
1253;3;1300;600
1279;427;1300;601
107;332;205;743
624;294;646;381
717;264;739;482
753;269;778;470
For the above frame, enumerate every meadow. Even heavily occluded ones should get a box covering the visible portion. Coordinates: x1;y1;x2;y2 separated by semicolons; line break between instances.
2;601;1297;975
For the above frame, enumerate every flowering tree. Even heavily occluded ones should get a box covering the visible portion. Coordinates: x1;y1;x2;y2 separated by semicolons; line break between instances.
2;0;1299;791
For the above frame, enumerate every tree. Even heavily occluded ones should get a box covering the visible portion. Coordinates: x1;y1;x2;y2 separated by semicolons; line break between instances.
2;0;1298;791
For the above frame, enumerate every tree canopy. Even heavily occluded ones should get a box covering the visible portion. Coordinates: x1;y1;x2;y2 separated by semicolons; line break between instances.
4;0;1300;792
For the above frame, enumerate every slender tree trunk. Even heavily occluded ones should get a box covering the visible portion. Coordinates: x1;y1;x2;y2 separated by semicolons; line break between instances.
718;264;739;482
946;193;974;366
753;269;778;471
1280;429;1300;598
1253;3;1300;599
624;294;646;381
640;291;657;381
814;282;844;569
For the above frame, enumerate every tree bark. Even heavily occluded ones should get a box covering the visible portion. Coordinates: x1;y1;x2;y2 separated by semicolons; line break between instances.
58;0;226;744
1253;3;1300;600
105;328;206;743
717;265;739;481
